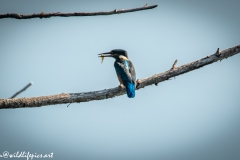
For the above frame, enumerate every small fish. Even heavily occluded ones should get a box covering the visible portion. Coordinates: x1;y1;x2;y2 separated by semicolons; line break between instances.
101;54;104;63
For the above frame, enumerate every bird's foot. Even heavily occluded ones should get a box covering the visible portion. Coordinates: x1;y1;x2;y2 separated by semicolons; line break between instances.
118;84;125;89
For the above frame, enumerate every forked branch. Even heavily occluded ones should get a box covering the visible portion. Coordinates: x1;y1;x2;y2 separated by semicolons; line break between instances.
0;44;239;109
0;4;158;19
10;82;33;98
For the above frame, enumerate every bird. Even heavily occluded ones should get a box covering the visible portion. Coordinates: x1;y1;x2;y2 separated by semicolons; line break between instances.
99;49;136;98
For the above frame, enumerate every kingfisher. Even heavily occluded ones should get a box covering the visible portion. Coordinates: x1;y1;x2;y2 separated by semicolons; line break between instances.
99;49;136;98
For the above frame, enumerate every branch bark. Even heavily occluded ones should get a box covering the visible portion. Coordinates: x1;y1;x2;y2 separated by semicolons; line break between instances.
0;4;157;19
0;44;239;109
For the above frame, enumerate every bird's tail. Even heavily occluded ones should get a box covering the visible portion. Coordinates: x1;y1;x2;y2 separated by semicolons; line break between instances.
126;82;135;98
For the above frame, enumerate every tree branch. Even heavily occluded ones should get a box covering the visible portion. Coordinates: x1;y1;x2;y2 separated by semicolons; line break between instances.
0;44;239;109
0;4;158;19
10;82;33;98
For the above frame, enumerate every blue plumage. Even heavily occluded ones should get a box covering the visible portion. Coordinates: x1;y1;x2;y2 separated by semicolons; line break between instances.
126;82;135;98
114;56;136;98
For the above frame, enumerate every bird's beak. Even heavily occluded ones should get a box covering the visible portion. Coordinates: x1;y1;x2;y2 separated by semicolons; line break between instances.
98;52;113;58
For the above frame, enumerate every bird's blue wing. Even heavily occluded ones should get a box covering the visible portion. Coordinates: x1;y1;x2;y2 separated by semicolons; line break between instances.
114;60;136;98
114;61;132;83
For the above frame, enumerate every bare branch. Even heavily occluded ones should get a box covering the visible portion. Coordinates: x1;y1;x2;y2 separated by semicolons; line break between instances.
0;5;158;19
10;82;33;98
0;44;239;109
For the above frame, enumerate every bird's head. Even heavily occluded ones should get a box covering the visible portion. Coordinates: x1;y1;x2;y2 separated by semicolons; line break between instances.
98;49;129;59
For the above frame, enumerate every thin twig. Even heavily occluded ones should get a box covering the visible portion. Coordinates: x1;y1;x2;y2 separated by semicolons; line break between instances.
0;4;158;19
171;59;178;70
67;103;72;107
1;44;240;109
215;48;221;57
10;82;33;98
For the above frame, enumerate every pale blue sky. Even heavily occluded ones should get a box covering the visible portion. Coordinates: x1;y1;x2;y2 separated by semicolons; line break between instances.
1;0;240;160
